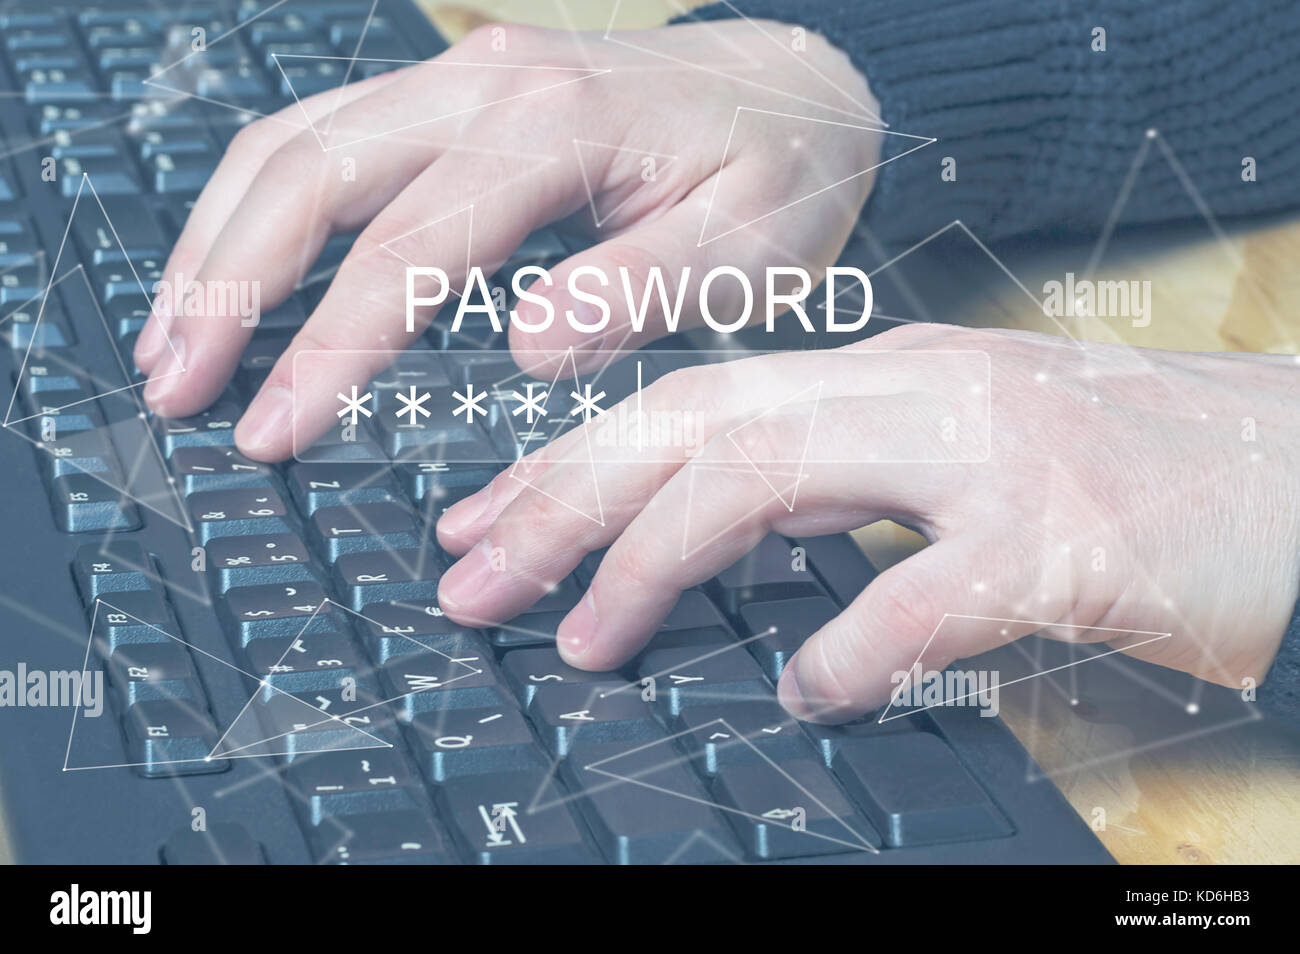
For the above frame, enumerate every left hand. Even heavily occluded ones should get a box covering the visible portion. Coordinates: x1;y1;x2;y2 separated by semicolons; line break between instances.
434;324;1300;723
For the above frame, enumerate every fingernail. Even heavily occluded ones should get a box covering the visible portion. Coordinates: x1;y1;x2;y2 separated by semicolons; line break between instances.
438;482;494;539
135;298;173;367
777;660;813;721
557;589;597;660
142;333;186;407
438;540;495;613
236;384;294;455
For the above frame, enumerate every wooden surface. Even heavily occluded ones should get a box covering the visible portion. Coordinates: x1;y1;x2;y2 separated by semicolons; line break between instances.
423;1;1300;865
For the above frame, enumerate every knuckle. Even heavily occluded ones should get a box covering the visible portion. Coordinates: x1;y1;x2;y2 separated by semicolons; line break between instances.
290;321;357;355
600;536;663;588
459;21;548;57
870;321;951;349
647;363;711;413
869;568;943;648
261;131;324;185
228;118;279;157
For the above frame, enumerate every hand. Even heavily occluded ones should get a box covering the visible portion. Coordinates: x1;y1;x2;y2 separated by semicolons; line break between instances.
434;325;1300;723
133;20;880;461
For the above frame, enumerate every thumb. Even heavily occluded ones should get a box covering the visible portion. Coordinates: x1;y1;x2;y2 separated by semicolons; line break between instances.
778;534;1059;724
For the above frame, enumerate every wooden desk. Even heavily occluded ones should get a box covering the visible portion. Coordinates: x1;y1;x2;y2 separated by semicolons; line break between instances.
423;0;1300;864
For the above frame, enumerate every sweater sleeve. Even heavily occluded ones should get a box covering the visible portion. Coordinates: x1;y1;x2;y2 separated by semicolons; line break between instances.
680;0;1300;247
1259;595;1300;723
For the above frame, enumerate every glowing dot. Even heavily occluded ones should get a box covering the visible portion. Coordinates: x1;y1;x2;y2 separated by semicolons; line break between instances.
1034;372;1047;383
1186;703;1200;715
1146;128;1158;139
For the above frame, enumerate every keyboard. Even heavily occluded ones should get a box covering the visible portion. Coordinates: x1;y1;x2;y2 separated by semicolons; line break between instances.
0;0;1112;864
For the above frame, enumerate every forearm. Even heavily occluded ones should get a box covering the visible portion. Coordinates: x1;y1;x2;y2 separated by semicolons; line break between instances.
685;0;1300;245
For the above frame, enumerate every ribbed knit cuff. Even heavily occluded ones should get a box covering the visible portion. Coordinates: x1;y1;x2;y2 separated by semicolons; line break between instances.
680;0;1300;247
1259;590;1300;725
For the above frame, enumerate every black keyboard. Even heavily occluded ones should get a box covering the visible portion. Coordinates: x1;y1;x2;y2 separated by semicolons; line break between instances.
0;0;1112;864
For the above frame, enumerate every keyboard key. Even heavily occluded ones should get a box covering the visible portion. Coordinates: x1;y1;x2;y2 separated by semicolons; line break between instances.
288;461;399;512
250;685;395;758
489;578;582;648
72;539;153;599
171;445;271;492
712;759;879;859
123;699;228;776
397;462;497;515
108;641;200;705
147;151;219;193
310;501;421;561
287;749;422;825
800;712;929;768
438;771;597;865
635;646;770;718
50;473;139;532
222;580;335;644
154;403;241;453
93;257;161;300
205;533;315;590
708;534;826;614
245;630;367;696
40;431;118;483
661;590;729;631
739;596;839;681
528;681;662;757
563;742;740;864
502;647;614;706
408;706;546;780
312;810;452;865
381;648;508;718
59;156;141;196
788;533;878;608
72;197;166;264
90;589;177;651
161;824;265;864
0;231;40;266
334;549;441;610
831;735;1013;847
673;701;817;777
189;486;292;542
355;601;480;662
637;624;733;654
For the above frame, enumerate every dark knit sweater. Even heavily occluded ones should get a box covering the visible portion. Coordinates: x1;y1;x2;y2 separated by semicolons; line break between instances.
684;0;1300;723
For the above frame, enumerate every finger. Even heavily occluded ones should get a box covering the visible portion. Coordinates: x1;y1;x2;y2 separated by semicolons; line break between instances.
138;74;457;418
776;533;1062;724
433;346;861;609
434;356;761;621
231;145;591;460
507;160;818;377
134;71;404;373
552;394;963;670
